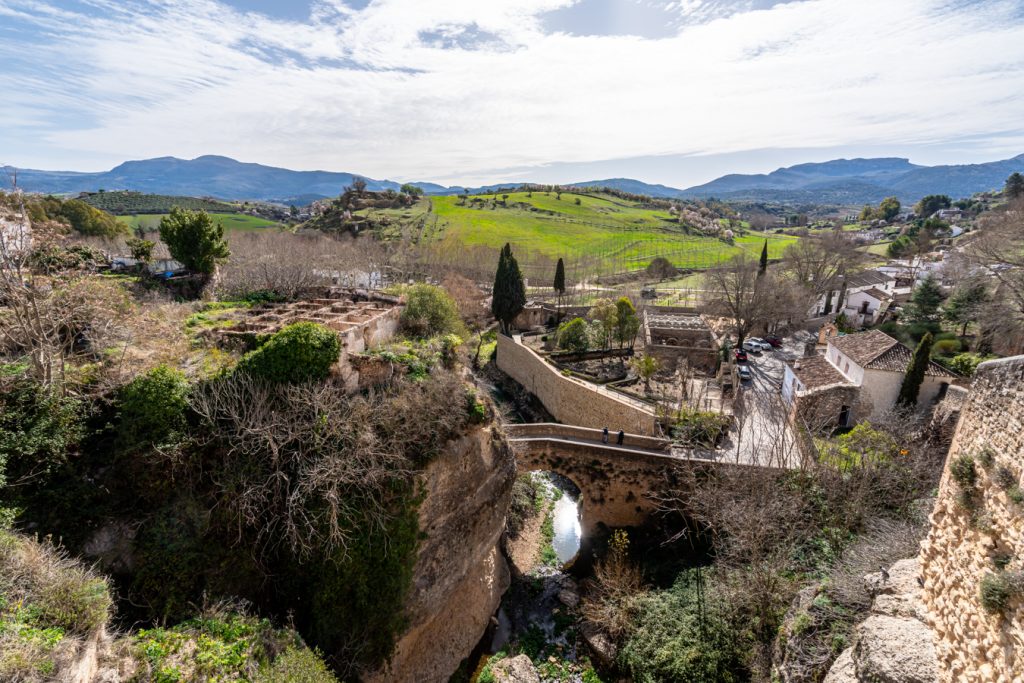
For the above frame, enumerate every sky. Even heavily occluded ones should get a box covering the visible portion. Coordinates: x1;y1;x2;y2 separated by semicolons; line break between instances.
1;0;1024;188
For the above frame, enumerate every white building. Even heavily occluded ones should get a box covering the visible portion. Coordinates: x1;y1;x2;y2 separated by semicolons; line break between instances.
811;269;897;320
782;329;958;426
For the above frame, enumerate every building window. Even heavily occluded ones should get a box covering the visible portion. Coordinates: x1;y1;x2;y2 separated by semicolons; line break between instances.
844;361;849;374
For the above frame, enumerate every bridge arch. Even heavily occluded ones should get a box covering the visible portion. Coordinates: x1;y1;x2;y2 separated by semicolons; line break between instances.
506;424;678;537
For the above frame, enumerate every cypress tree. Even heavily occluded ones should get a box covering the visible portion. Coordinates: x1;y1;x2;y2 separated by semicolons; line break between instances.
759;239;768;276
897;332;933;408
492;243;526;334
553;257;566;324
906;274;945;329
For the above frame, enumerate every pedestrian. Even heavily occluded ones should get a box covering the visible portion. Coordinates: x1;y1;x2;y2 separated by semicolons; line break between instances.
602;427;609;444
616;429;624;445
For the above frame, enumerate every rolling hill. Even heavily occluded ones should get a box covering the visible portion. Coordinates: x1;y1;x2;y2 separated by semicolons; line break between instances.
6;152;1023;206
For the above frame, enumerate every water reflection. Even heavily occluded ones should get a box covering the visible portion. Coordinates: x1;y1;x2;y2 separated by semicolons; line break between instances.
552;491;581;565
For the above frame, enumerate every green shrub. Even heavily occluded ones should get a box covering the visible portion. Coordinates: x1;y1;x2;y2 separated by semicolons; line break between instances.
947;352;988;377
822;422;898;471
255;646;338;683
116;365;190;450
995;466;1018;490
0;381;84;490
1009;487;1024;506
557;317;590;354
950;454;977;489
977;448;995;469
619;570;743;683
979;572;1023;615
400;284;463;338
670;409;732;447
932;338;961;356
234;322;340;384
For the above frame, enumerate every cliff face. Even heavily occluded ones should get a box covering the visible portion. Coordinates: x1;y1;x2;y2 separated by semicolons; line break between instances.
919;356;1024;682
368;425;517;683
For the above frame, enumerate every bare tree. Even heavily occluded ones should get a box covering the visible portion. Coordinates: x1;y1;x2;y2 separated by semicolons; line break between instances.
702;253;774;346
966;199;1024;353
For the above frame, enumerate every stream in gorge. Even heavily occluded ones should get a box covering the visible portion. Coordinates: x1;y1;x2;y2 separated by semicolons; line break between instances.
456;473;603;683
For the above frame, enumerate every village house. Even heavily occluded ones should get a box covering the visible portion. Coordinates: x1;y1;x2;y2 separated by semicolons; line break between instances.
811;269;897;319
781;329;957;428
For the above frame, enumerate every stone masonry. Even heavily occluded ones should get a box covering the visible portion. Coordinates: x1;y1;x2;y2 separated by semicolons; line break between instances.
918;356;1024;683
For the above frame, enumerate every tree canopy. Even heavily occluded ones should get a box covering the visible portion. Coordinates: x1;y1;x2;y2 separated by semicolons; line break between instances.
158;208;230;277
914;195;951;218
400;284;463;339
59;199;128;238
897;332;933;407
491;243;526;334
904;274;945;329
1006;172;1024;200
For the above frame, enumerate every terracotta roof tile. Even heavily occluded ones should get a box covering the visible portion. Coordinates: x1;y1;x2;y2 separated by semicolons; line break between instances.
830;330;957;378
789;355;853;391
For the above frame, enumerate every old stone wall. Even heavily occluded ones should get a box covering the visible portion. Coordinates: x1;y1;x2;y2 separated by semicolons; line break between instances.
919;356;1024;683
496;334;658;435
368;426;517;683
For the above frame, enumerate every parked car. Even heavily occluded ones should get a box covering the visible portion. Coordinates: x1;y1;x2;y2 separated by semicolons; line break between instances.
747;337;773;351
742;340;762;353
764;335;783;348
737;365;753;381
734;348;748;363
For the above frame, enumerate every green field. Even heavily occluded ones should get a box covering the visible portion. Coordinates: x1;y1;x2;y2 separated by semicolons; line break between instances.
367;191;797;276
117;213;283;232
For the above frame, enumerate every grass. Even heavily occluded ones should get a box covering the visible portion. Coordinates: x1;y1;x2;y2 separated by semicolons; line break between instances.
370;191;797;275
862;241;893;256
116;213;284;232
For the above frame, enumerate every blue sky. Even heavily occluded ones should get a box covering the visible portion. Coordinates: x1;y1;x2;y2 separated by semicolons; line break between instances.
2;0;1024;187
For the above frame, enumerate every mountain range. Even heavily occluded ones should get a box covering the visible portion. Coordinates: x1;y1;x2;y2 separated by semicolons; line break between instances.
6;153;1023;206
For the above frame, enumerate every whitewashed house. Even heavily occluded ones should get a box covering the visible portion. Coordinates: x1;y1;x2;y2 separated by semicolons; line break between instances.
811;269;897;319
782;329;957;427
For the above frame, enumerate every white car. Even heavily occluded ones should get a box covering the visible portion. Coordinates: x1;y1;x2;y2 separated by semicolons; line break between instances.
747;337;773;351
742;340;763;353
737;365;753;381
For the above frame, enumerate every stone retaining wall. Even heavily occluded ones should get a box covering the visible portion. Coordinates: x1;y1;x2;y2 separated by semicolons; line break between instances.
919;355;1024;683
496;334;658;435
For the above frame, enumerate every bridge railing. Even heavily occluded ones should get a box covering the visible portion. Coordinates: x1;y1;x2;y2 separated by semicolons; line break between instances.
504;423;671;452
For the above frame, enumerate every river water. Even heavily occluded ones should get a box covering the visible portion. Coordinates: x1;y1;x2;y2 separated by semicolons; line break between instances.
552;492;582;565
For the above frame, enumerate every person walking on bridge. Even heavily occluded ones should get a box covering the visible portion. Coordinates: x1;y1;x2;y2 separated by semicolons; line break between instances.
602;427;609;444
616;430;625;446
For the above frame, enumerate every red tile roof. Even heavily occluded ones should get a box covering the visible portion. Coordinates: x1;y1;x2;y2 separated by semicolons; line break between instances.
830;330;956;378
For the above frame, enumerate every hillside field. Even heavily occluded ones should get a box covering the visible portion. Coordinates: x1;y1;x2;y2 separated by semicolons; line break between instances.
362;191;797;275
117;212;284;232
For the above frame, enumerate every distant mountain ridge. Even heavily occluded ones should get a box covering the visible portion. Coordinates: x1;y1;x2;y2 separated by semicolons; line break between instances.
677;155;1024;203
6;152;1024;206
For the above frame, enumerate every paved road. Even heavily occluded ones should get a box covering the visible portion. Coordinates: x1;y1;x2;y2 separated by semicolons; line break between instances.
720;333;812;467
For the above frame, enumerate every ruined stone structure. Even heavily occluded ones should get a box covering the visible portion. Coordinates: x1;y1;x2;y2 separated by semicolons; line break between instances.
919;356;1024;683
221;293;403;391
642;308;719;373
496;334;659;435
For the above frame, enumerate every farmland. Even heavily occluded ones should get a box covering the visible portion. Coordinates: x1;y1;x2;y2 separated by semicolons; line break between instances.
81;190;236;214
117;212;284;232
358;190;797;278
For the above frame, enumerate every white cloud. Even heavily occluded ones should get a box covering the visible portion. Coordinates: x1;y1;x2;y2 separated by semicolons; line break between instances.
1;0;1023;185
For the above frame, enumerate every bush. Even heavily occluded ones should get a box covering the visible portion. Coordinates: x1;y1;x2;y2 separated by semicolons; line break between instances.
947;353;988;377
116;365;190;450
400;284;463;338
932;338;961;356
950;454;977;489
670;409;732;446
557;317;590;354
234;322;340;384
618;570;743;683
0;381;84;489
979;572;1023;615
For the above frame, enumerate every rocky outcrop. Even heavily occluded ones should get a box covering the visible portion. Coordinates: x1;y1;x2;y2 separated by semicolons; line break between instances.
492;654;541;683
824;558;938;683
368;425;518;683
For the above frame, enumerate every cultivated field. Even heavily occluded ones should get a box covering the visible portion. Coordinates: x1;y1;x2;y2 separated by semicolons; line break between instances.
117;213;284;232
362;191;797;278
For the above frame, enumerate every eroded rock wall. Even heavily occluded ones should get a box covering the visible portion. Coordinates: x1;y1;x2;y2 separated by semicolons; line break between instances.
919;356;1024;682
369;426;517;683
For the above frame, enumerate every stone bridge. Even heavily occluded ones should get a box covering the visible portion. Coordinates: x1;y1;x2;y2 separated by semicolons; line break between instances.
506;423;730;537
